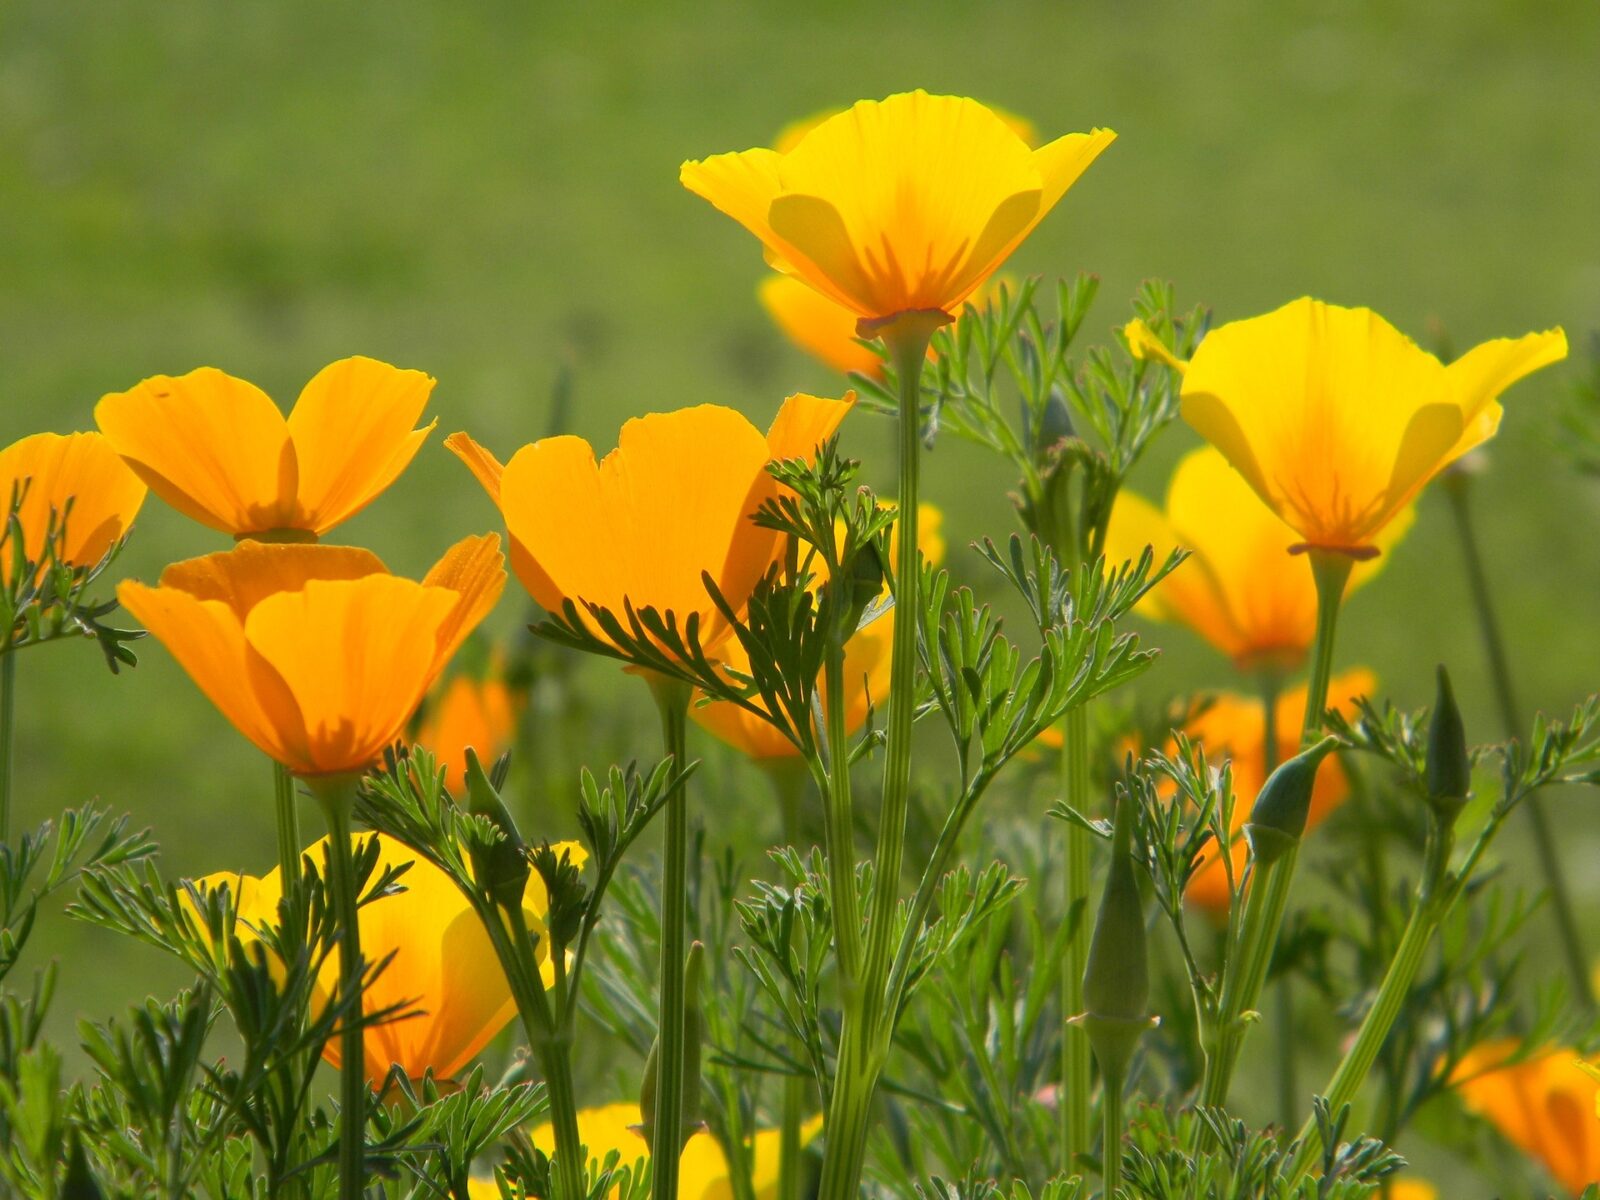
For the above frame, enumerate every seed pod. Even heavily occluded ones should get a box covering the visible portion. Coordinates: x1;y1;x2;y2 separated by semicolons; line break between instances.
1244;736;1340;866
462;747;530;912
1075;795;1156;1086
1425;665;1471;819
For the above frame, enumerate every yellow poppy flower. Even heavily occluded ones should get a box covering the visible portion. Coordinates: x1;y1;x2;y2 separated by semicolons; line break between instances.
682;90;1113;324
118;536;504;776
1388;1183;1436;1200
691;505;944;760
414;671;523;787
470;1101;822;1200
446;395;850;656
1179;298;1566;554
0;431;147;585
96;357;436;540
1104;448;1411;671
193;831;583;1088
1178;669;1373;915
773;100;1038;155
1455;1040;1600;1196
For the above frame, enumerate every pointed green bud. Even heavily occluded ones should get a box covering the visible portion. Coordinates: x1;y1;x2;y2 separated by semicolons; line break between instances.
1244;736;1340;866
1037;389;1074;452
839;537;886;639
463;747;530;911
1075;796;1156;1086
1425;665;1471;820
638;941;706;1153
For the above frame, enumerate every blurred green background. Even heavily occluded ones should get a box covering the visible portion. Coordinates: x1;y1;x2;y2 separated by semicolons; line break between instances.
3;0;1598;1190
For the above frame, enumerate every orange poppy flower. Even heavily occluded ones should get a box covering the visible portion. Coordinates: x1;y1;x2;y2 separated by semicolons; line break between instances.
446;395;851;656
682;90;1113;324
1104;448;1411;672
1454;1040;1600;1196
0;431;147;585
96;357;435;540
692;504;944;760
414;671;522;786
1179;669;1374;914
773;100;1038;155
1177;299;1566;555
194;831;582;1088
118;536;504;776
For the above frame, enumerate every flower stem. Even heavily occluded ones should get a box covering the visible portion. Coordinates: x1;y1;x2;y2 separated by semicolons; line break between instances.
310;774;367;1200
769;763;811;1200
1102;1063;1125;1200
1259;679;1297;1133
1443;473;1593;1010
0;650;13;844
1060;703;1093;1172
1200;551;1351;1110
274;761;301;903
646;672;693;1200
816;311;940;1200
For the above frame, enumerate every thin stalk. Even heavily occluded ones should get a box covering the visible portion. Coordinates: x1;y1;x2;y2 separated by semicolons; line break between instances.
816;312;939;1200
646;674;693;1200
310;774;367;1200
1060;704;1093;1171
1102;1067;1125;1200
1286;824;1453;1179
1259;679;1296;1133
1444;474;1592;1009
769;763;811;1200
821;636;863;987
0;650;14;843
274;761;301;902
1200;552;1351;1109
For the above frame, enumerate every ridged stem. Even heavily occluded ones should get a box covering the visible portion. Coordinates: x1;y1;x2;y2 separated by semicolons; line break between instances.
0;650;14;843
1060;704;1093;1171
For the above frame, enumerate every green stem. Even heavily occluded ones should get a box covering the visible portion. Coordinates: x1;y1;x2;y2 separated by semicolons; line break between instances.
1;649;14;844
1061;704;1093;1172
1286;824;1453;1179
1259;679;1297;1133
274;761;301;900
816;312;940;1200
821;633;863;988
646;674;693;1200
769;763;811;1200
310;774;367;1200
1444;474;1593;1010
1102;1066;1125;1200
1201;552;1351;1111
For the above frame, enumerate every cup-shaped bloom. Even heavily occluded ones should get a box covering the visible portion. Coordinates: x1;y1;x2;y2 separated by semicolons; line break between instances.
96;357;436;540
1454;1041;1600;1196
118;536;505;775
414;670;522;787
446;394;850;656
1181;669;1373;914
1105;448;1410;671
194;831;582;1088
1179;298;1566;555
691;504;944;760
682;90;1113;324
474;1102;821;1200
0;431;147;584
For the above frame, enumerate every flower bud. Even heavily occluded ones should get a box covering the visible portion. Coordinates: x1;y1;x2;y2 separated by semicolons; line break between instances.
1244;736;1340;867
1425;665;1470;819
638;941;706;1153
1074;796;1156;1085
462;747;530;912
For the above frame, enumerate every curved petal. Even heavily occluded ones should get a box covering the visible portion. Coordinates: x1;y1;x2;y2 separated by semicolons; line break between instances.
0;432;147;577
96;368;297;535
243;576;461;775
420;533;507;666
766;193;881;315
443;431;507;504
118;580;296;764
1445;327;1568;417
758;274;884;378
679;147;818;284
498;435;622;615
287;357;436;534
159;542;389;619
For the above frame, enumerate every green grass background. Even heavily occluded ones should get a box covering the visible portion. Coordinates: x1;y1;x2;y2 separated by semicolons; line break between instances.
3;0;1599;1191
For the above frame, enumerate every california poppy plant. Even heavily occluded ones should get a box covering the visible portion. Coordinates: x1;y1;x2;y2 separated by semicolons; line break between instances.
682;90;1113;325
1104;448;1411;671
1179;669;1373;914
414;670;522;787
96;357;436;541
118;536;504;776
196;830;583;1088
1178;299;1567;555
692;504;945;760
1454;1041;1600;1196
0;431;147;584
446;394;850;656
